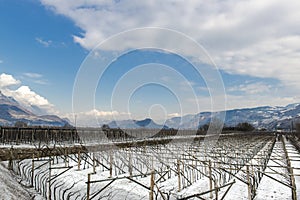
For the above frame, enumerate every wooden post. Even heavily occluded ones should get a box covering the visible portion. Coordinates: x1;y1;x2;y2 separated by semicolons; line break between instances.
177;159;181;192
31;155;34;187
77;150;81;170
251;160;254;176
32;129;34;144
246;165;251;200
282;136;297;200
288;158;297;200
149;170;155;200
93;153;96;173
129;151;133;178
64;148;68;167
16;128;20;145
87;173;91;200
214;180;218;200
48;157;52;200
37;150;40;161
182;161;185;188
209;160;213;199
109;151;113;178
192;160;195;183
291;169;297;200
8;146;13;170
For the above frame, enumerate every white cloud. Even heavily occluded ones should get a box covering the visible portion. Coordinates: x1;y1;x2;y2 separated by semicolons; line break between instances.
14;86;51;106
0;73;21;88
225;95;299;111
214;36;300;88
32;79;48;85
228;82;273;95
39;0;300;48
167;113;180;118
64;109;131;127
23;72;43;78
39;0;300;120
198;86;209;92
0;73;56;115
35;37;52;47
40;0;300;91
188;94;300;113
22;72;48;85
85;109;120;117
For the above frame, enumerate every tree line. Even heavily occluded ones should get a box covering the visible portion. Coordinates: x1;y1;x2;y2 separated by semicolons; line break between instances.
199;122;255;132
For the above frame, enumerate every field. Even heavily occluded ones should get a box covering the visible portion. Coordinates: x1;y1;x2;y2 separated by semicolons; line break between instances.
1;130;300;200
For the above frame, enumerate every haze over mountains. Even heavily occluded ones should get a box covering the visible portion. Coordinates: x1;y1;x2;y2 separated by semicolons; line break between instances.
108;118;169;129
165;104;300;130
0;91;299;130
106;104;300;130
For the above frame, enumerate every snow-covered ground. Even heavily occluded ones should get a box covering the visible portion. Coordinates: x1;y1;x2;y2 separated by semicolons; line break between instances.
285;140;300;198
0;161;39;200
255;141;291;200
2;135;300;200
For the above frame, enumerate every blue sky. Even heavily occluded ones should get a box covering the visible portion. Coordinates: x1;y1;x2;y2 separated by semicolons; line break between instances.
0;0;299;126
0;1;86;112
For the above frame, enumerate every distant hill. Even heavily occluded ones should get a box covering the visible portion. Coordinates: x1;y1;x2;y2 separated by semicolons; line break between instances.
2;88;299;130
0;91;69;127
165;103;300;130
108;118;169;129
106;103;300;131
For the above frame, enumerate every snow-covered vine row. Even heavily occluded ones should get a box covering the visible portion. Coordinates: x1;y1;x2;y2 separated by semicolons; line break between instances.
8;133;300;200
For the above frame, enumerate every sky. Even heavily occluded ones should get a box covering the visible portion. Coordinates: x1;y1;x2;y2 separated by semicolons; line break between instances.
0;0;300;126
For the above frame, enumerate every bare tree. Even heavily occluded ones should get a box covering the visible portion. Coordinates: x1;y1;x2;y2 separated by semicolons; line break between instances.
236;122;255;131
295;123;300;138
14;121;27;128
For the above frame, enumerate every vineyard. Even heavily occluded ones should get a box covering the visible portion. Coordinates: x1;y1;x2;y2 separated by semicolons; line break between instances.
1;131;300;200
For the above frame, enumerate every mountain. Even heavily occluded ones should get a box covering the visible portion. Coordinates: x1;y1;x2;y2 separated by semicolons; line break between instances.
105;103;300;130
3;87;298;130
136;118;169;129
165;103;300;130
108;118;169;129
0;91;69;126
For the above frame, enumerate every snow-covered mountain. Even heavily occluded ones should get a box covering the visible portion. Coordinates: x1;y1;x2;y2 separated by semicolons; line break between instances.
3;87;298;130
0;91;69;126
164;103;300;130
106;103;300;130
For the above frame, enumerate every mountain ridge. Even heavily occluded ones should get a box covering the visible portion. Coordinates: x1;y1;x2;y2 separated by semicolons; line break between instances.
0;91;69;127
1;90;299;130
106;103;300;130
108;118;169;129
